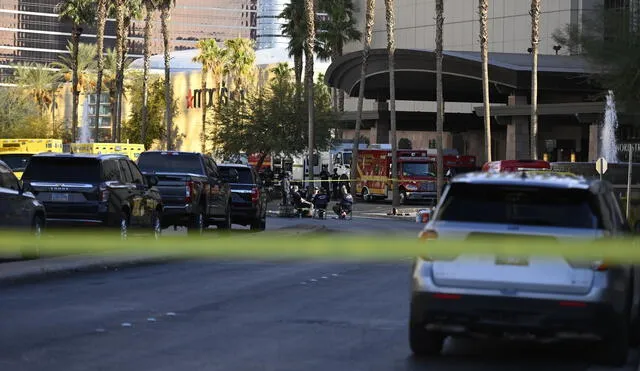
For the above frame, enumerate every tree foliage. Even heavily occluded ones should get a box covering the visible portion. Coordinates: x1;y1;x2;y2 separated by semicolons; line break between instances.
209;63;337;161
553;4;640;113
0;88;58;138
122;72;179;149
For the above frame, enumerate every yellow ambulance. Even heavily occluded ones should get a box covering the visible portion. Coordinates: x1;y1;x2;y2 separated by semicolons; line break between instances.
69;143;145;161
0;139;63;179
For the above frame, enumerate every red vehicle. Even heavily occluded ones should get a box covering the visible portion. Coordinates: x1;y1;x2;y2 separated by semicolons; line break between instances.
356;149;437;204
438;153;477;175
247;153;272;171
481;159;551;173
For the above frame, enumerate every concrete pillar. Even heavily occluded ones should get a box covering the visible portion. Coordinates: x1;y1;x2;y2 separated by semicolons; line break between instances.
375;100;390;144
588;122;601;162
505;95;530;160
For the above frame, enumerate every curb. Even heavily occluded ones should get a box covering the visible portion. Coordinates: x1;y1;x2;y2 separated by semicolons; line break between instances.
0;227;330;287
0;254;180;287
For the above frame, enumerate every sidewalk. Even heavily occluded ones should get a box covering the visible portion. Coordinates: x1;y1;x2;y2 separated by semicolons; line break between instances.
0;226;330;286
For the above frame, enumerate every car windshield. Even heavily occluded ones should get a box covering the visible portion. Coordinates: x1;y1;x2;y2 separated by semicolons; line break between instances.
402;162;435;177
137;153;203;174
22;157;101;183
437;183;601;229
219;167;253;184
0;154;33;171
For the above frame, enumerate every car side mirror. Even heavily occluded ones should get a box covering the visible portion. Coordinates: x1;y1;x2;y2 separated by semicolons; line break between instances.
146;175;159;187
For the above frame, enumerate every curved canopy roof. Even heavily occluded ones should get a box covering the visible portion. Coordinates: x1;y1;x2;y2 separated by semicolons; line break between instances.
324;49;601;104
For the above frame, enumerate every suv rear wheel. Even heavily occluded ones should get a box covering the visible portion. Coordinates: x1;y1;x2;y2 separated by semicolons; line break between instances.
21;215;44;259
217;203;232;230
597;314;629;366
250;214;266;231
409;320;445;357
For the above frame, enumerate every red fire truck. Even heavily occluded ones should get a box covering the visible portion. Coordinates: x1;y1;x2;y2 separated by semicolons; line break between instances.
247;153;272;171
481;159;551;172
356;149;438;204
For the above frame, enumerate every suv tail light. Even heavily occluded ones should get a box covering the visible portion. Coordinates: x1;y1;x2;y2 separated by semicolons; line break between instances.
418;230;457;261
99;186;110;202
251;187;259;203
185;181;194;203
418;229;438;241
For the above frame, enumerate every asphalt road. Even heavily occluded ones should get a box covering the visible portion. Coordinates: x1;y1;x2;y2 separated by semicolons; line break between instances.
0;217;638;371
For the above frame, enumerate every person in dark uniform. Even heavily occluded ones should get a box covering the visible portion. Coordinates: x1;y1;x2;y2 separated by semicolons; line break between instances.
331;168;340;200
319;165;331;199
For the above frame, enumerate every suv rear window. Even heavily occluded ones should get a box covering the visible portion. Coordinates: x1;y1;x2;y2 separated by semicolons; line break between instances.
0;154;32;171
137;152;203;174
437;183;601;229
219;167;253;184
22;157;101;183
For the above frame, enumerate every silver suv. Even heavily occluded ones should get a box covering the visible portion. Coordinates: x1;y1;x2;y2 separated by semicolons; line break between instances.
410;171;639;366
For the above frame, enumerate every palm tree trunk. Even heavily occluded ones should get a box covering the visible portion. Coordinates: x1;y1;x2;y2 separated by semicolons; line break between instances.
351;0;375;195
530;0;540;160
479;0;492;162
161;5;173;150
200;69;208;153
435;0;445;203
304;0;316;184
71;25;81;143
294;52;303;101
114;0;125;143
337;46;345;113
95;0;107;143
385;0;399;206
142;2;153;149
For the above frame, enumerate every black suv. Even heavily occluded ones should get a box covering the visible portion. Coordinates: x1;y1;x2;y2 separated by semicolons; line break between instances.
0;160;46;258
218;164;267;230
22;153;163;237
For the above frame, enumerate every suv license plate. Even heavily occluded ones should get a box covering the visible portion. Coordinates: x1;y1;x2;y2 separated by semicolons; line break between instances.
495;256;529;266
51;193;69;202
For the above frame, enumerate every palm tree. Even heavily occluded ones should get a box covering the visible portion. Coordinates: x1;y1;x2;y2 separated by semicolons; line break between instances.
55;0;95;142
103;48;133;141
159;0;176;150
384;0;399;206
52;42;98;92
435;0;445;203
94;0;108;142
223;38;256;96
317;0;361;112
304;0;316;184
13;63;62;116
193;39;225;153
479;0;492;162
350;0;375;194
115;0;143;142
530;0;541;160
280;0;305;95
141;0;159;148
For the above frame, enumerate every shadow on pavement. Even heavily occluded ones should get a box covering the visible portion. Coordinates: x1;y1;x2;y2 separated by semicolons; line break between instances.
400;337;638;371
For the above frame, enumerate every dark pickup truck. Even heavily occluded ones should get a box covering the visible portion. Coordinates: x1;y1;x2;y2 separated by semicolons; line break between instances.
137;151;232;234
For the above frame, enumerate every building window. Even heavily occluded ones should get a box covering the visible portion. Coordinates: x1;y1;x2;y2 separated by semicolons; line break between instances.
87;93;111;129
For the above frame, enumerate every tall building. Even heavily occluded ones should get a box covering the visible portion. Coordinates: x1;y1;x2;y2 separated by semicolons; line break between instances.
256;0;289;50
0;0;257;81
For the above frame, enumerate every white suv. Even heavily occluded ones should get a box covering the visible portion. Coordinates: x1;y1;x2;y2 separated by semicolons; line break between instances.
410;171;639;366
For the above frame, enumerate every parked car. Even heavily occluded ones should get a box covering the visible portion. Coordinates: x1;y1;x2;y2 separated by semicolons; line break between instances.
137;151;232;234
218;164;267;231
0;160;46;258
21;153;163;238
410;171;639;366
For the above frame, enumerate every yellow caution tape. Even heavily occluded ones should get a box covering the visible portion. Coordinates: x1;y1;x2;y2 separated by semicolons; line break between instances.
3;230;640;263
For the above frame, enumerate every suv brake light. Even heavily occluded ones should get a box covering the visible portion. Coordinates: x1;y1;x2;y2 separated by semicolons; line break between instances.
251;187;259;203
185;181;194;203
99;186;109;202
419;229;438;241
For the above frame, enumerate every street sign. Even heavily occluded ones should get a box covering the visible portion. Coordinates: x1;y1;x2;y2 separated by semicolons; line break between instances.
596;157;608;175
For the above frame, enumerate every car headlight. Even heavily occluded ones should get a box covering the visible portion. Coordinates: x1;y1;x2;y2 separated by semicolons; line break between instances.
406;184;418;191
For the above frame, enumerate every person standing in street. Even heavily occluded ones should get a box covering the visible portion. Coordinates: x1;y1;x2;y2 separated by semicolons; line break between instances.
331;168;340;200
319;165;331;199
